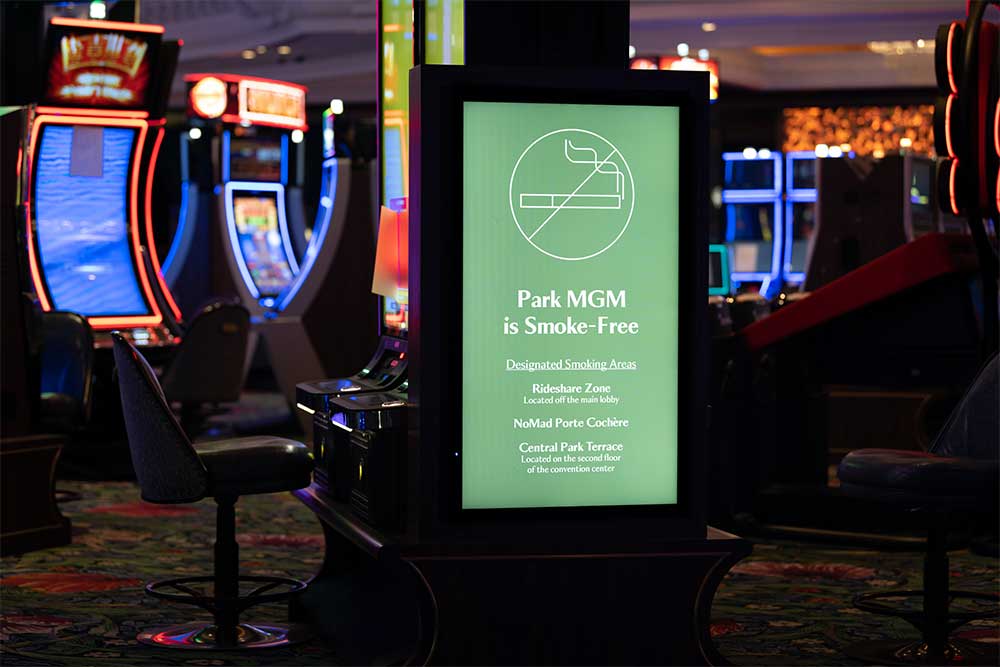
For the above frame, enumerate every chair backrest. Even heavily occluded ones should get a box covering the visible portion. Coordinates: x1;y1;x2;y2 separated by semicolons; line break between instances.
930;352;998;460
160;301;250;405
111;333;209;503
39;311;94;419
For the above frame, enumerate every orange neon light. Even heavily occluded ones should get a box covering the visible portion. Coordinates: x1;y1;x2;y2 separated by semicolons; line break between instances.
127;122;165;329
946;22;958;94
26;115;164;329
949;159;960;216
945;94;956;158
219;113;309;132
144;127;183;321
35;106;149;119
385;116;408;198
185;72;306;91
25;120;52;311
15;145;22;198
50;17;165;33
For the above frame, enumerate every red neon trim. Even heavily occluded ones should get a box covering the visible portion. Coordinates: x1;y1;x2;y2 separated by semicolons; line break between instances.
148;119;165;127
743;233;977;352
25;119;51;311
184;73;306;92
89;316;163;329
220;113;308;132
144;127;182;321
128;123;164;325
35;106;149;119
27;115;163;326
50;17;165;33
945;94;956;158
994;99;999;157
949;159;961;215
946;22;958;94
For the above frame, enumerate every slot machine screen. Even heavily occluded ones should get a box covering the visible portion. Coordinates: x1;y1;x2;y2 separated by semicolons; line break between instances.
724;158;776;191
33;124;150;317
790;157;816;191
383;296;408;334
232;194;294;296
789;201;816;273
229;137;283;182
42;22;160;110
728;202;776;273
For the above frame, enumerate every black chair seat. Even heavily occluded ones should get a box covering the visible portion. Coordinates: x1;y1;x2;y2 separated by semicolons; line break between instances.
839;449;998;507
194;437;313;497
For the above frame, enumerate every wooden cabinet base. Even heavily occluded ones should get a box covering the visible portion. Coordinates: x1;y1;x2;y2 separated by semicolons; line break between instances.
1;434;72;556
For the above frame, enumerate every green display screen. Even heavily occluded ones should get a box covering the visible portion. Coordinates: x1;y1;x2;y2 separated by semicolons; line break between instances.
462;101;681;510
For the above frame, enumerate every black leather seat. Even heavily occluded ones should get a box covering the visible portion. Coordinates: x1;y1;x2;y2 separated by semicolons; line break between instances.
194;436;313;497
838;353;999;665
112;332;314;649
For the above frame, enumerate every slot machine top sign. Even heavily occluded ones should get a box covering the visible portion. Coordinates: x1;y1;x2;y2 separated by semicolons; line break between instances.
43;18;163;110
186;73;308;130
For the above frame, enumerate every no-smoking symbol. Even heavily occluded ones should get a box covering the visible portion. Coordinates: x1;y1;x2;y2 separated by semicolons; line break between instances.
508;128;635;261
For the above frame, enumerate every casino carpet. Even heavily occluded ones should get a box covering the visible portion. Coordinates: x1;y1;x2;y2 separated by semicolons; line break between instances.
2;481;997;666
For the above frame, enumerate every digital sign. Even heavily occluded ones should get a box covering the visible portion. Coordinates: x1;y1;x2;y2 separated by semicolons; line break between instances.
43;20;162;109
185;74;308;130
238;79;307;129
461;101;681;510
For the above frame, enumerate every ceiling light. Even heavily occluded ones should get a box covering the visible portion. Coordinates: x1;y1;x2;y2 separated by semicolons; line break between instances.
256;45;267;54
277;45;292;55
839;143;851;152
677;43;689;57
815;144;830;158
697;48;710;60
241;49;256;60
188;127;202;140
742;147;757;159
828;146;843;158
291;129;305;144
329;99;344;115
701;22;717;32
900;137;912;148
758;148;771;159
89;0;106;19
916;39;926;48
628;44;637;59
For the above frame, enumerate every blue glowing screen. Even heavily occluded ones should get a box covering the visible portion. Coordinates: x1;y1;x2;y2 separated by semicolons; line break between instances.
35;125;149;317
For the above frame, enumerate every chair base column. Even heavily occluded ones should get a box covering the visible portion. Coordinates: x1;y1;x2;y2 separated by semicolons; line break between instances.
844;638;998;666
137;621;310;650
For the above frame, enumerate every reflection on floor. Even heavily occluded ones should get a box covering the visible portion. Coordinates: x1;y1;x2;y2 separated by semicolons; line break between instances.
1;481;997;666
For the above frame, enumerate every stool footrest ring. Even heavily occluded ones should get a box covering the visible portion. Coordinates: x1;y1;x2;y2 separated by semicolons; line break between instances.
146;575;307;615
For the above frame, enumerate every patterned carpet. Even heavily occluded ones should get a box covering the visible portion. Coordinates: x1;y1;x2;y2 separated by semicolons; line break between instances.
1;481;997;666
